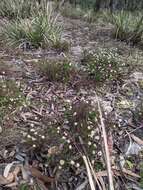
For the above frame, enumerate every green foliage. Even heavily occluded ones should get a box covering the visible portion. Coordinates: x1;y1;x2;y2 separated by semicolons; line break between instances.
61;2;97;22
0;0;36;19
82;48;121;82
1;2;62;49
0;79;24;125
36;58;74;82
109;11;143;44
61;3;84;19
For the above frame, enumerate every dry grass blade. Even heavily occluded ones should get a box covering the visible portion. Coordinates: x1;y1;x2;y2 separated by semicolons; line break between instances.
86;157;103;190
82;155;96;190
96;95;115;190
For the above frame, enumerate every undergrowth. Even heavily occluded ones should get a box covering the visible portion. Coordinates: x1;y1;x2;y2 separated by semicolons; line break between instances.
0;2;63;49
0;79;24;126
108;11;143;44
36;58;74;82
81;48;123;82
0;0;36;19
23;100;104;172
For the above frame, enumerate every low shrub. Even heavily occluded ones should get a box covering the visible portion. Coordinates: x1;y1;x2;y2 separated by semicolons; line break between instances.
81;48;121;82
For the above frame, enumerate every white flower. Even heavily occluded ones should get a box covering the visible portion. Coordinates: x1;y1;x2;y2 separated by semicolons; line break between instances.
27;135;31;138
58;166;62;169
74;122;78;126
32;144;36;148
93;144;97;148
66;99;71;103
41;135;45;139
88;141;92;146
62;136;66;140
76;163;80;168
87;126;91;130
95;136;100;140
98;151;102;156
73;112;77;116
30;129;35;132
70;160;75;165
30;123;34;127
60;160;65;165
67;140;70;143
92;150;96;155
69;145;72;149
34;132;38;135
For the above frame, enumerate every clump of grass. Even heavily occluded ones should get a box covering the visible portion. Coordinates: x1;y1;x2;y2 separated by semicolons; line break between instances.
0;0;36;19
1;2;62;49
36;58;74;82
81;48;122;82
109;11;143;44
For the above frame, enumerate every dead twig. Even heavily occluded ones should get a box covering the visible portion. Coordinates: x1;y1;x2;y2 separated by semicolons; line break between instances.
96;95;115;190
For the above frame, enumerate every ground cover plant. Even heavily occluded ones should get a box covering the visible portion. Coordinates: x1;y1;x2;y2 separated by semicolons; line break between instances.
0;0;143;190
36;58;75;82
0;78;24;126
81;48;122;82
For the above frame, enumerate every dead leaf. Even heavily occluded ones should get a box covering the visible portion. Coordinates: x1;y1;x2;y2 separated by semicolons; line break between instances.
3;162;14;178
131;134;143;146
0;173;14;185
5;181;18;187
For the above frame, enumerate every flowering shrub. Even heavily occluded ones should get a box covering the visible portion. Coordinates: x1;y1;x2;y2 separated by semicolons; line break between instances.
23;99;104;171
81;48;121;82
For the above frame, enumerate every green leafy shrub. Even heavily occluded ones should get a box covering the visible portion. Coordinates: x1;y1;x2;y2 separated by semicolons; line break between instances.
1;2;62;49
0;0;36;19
81;48;121;82
36;58;74;82
109;11;143;44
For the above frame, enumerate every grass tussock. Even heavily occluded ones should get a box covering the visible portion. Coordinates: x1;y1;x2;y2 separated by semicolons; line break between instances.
0;0;36;19
109;11;143;44
36;58;75;82
0;2;63;49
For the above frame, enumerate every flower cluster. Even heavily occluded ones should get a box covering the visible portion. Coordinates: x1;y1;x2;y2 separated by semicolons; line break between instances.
82;48;122;82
